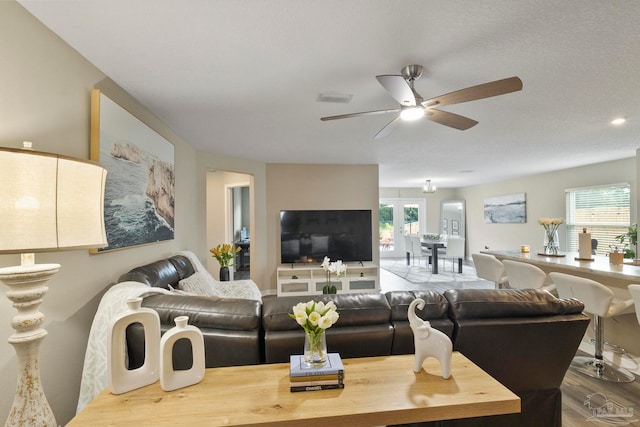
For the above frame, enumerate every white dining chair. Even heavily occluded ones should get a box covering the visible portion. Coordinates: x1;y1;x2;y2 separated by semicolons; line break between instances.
403;235;415;265
472;253;508;289
502;260;555;292
409;234;431;267
404;234;424;266
441;237;464;272
550;272;635;382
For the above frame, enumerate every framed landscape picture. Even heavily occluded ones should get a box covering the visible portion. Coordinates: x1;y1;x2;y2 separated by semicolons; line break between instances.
483;193;526;224
90;89;175;252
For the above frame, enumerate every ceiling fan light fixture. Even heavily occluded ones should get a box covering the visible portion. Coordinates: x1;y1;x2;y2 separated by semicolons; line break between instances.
423;179;436;194
400;107;424;121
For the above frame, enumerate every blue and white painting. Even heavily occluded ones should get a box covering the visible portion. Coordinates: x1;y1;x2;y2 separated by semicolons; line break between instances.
484;193;526;224
93;91;175;251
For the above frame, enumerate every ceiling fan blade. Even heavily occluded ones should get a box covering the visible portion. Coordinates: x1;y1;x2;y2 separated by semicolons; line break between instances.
426;108;478;130
321;107;400;121
373;116;402;139
376;75;416;106
423;76;522;108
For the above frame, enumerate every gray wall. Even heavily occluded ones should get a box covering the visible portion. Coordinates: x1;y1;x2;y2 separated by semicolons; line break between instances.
266;163;380;292
458;157;636;256
0;3;201;424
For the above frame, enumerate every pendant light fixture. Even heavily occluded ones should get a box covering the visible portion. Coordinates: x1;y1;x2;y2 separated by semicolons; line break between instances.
423;179;436;194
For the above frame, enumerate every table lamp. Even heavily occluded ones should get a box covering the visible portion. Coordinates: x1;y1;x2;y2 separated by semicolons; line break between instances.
0;143;107;427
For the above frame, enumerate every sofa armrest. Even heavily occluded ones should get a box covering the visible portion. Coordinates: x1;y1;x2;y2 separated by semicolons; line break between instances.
444;288;585;319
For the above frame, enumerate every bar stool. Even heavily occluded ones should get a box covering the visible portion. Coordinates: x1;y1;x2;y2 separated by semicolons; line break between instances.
549;272;635;382
503;260;556;292
629;284;640;325
471;253;508;289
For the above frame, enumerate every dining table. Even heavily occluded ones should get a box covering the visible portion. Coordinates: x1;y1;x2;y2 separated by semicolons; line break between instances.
405;239;462;274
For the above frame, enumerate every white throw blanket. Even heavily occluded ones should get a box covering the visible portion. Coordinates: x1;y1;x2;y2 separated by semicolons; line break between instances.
77;251;261;413
176;250;263;301
76;282;169;413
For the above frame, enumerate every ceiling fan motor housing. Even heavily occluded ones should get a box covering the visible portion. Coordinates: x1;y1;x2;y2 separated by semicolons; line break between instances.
401;64;423;81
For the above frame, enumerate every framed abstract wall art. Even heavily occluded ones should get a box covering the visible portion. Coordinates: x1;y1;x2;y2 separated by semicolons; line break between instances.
483;193;526;224
90;89;175;252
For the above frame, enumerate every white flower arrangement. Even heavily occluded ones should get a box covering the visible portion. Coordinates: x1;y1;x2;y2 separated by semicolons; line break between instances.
538;217;564;254
289;300;340;334
537;217;564;227
320;256;347;294
321;256;347;277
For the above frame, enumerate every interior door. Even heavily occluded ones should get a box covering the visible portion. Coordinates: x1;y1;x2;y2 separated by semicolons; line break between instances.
379;198;426;258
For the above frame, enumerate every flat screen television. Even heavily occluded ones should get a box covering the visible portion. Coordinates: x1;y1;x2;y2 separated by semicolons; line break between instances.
280;209;372;264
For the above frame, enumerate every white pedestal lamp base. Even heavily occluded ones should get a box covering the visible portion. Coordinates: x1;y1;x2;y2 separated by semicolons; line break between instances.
0;263;59;427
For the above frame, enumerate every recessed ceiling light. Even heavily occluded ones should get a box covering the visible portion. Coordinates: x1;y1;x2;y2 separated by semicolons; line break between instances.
611;117;626;125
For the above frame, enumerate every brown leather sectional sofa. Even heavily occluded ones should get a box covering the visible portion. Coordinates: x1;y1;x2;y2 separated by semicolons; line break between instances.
121;254;589;427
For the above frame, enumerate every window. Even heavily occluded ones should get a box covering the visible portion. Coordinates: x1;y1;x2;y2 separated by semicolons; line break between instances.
565;183;630;255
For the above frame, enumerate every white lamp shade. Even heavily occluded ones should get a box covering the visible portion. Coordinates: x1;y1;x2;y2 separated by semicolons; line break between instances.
0;147;108;253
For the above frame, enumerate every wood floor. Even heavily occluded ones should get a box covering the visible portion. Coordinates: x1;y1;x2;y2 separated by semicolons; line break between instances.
379;260;640;426
561;354;640;427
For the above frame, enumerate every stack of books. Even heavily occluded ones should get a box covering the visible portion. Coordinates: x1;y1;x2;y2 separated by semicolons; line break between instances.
289;353;345;392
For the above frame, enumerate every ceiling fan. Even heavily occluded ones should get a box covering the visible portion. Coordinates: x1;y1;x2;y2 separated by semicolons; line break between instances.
320;65;523;139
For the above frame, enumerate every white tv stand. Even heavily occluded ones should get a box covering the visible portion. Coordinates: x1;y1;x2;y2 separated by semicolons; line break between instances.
276;262;379;296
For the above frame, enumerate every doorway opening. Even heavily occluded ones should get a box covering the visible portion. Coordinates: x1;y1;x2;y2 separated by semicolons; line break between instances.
206;170;253;280
229;185;251;279
379;198;426;258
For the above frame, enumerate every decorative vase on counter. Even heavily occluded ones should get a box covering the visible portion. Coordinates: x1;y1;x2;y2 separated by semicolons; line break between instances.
543;229;560;255
219;266;230;281
160;316;205;391
108;297;160;394
303;329;327;367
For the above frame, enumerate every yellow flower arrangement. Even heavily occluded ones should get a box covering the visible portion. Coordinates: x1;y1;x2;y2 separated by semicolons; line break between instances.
209;243;241;267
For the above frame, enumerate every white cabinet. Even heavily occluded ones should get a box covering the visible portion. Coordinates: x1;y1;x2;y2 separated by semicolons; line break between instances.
276;263;379;296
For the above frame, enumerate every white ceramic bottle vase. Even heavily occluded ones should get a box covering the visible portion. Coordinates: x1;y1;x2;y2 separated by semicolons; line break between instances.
160;316;205;391
108;296;161;394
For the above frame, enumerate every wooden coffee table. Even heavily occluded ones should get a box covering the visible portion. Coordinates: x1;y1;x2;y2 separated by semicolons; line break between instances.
69;352;519;426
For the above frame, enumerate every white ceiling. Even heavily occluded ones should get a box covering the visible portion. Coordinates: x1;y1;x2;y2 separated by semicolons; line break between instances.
17;0;640;188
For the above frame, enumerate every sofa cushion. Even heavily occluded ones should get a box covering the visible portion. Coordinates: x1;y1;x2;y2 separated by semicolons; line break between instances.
129;294;263;368
179;271;223;297
262;293;391;330
142;294;260;331
262;293;393;363
385;290;449;321
444;288;584;319
214;280;263;302
384;290;454;355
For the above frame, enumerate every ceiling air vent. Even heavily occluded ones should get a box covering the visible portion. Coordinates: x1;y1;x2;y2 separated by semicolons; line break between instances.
317;92;353;103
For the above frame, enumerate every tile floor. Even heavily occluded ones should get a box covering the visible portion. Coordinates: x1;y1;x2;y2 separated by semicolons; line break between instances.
379;257;494;293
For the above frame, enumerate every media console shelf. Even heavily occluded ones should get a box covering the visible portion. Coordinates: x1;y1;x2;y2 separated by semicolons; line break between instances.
277;262;379;296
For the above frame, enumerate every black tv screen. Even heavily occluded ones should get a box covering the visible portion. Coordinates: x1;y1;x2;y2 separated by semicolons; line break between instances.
280;209;373;264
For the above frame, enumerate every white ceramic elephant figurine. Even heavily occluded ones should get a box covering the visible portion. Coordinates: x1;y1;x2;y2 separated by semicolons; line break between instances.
408;298;452;378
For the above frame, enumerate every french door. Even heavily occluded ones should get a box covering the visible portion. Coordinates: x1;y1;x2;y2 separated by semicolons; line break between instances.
379;198;426;258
